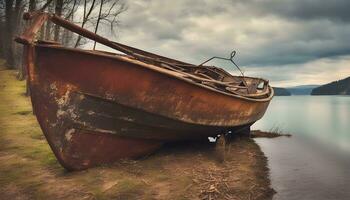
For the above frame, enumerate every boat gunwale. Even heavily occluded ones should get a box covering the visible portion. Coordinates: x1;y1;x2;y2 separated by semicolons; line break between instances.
35;43;274;103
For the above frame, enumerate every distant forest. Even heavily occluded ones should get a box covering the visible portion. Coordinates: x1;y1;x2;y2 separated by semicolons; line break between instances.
311;77;350;95
273;87;291;96
0;0;126;78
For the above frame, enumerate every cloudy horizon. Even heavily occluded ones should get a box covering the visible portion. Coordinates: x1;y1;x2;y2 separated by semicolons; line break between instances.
93;0;350;87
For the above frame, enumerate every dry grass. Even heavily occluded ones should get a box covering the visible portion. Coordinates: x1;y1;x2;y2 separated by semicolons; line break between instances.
0;61;274;200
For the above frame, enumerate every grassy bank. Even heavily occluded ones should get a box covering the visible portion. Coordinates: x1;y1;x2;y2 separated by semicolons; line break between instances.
0;61;274;200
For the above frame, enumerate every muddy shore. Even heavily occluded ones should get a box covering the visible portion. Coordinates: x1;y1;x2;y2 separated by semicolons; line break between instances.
0;62;275;200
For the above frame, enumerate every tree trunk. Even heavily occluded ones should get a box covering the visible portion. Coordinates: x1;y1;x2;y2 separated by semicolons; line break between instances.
74;0;96;47
62;0;77;46
45;1;54;40
93;0;104;50
0;20;4;59
13;0;24;70
4;0;15;68
29;0;36;10
54;0;63;41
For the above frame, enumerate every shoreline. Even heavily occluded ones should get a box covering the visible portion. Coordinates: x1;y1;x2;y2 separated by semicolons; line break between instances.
0;66;275;199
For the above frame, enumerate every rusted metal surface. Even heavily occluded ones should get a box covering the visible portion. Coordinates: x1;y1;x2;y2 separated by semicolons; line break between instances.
15;13;49;45
16;12;274;170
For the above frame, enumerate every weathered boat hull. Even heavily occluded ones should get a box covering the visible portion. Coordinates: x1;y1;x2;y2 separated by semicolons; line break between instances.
23;45;271;170
17;12;273;170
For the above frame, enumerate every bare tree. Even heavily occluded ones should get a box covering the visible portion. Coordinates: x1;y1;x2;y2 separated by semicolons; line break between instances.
53;0;62;40
3;0;15;68
74;0;96;47
74;0;127;48
93;0;103;50
1;0;26;68
61;0;78;46
44;0;54;40
0;0;5;58
28;0;35;10
13;0;26;72
0;0;127;69
16;0;36;81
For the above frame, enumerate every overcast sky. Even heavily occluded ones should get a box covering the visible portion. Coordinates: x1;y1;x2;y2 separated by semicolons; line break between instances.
95;0;350;87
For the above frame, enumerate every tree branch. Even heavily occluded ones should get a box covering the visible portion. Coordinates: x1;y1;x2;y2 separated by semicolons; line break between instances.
39;0;53;11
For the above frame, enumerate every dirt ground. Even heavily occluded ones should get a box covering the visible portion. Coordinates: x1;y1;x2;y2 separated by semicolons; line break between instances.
0;61;275;200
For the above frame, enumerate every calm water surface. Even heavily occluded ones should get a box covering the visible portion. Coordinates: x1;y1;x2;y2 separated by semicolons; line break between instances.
253;96;350;200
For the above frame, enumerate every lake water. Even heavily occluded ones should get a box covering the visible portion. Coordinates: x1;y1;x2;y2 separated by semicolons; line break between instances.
253;96;350;200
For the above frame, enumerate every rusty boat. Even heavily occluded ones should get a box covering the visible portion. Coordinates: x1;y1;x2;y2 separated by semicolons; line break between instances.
16;12;274;171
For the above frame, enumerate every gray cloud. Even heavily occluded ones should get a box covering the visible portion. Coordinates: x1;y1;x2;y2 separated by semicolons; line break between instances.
95;0;350;86
250;0;350;22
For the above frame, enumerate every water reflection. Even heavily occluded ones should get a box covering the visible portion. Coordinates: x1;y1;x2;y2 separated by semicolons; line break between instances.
253;96;350;153
253;96;350;200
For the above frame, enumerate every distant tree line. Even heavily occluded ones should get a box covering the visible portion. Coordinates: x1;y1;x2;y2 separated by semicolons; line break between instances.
311;77;350;95
0;0;126;77
272;87;291;96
